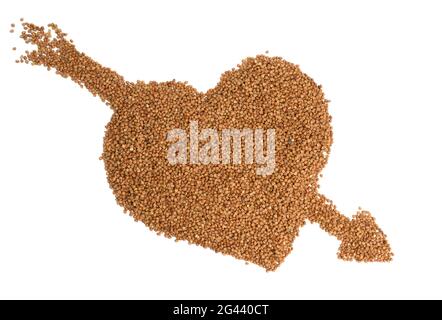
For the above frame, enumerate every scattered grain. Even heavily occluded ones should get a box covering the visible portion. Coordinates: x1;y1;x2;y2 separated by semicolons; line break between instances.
14;21;393;270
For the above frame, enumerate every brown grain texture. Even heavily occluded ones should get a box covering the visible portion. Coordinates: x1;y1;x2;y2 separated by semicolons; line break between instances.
14;21;393;270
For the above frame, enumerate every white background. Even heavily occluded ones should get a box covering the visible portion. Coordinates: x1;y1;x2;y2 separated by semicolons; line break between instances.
1;0;441;299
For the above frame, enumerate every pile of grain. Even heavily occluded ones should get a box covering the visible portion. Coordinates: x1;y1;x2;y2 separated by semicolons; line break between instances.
12;21;392;270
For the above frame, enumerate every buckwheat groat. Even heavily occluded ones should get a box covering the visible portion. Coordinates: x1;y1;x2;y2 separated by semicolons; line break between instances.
13;21;392;270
